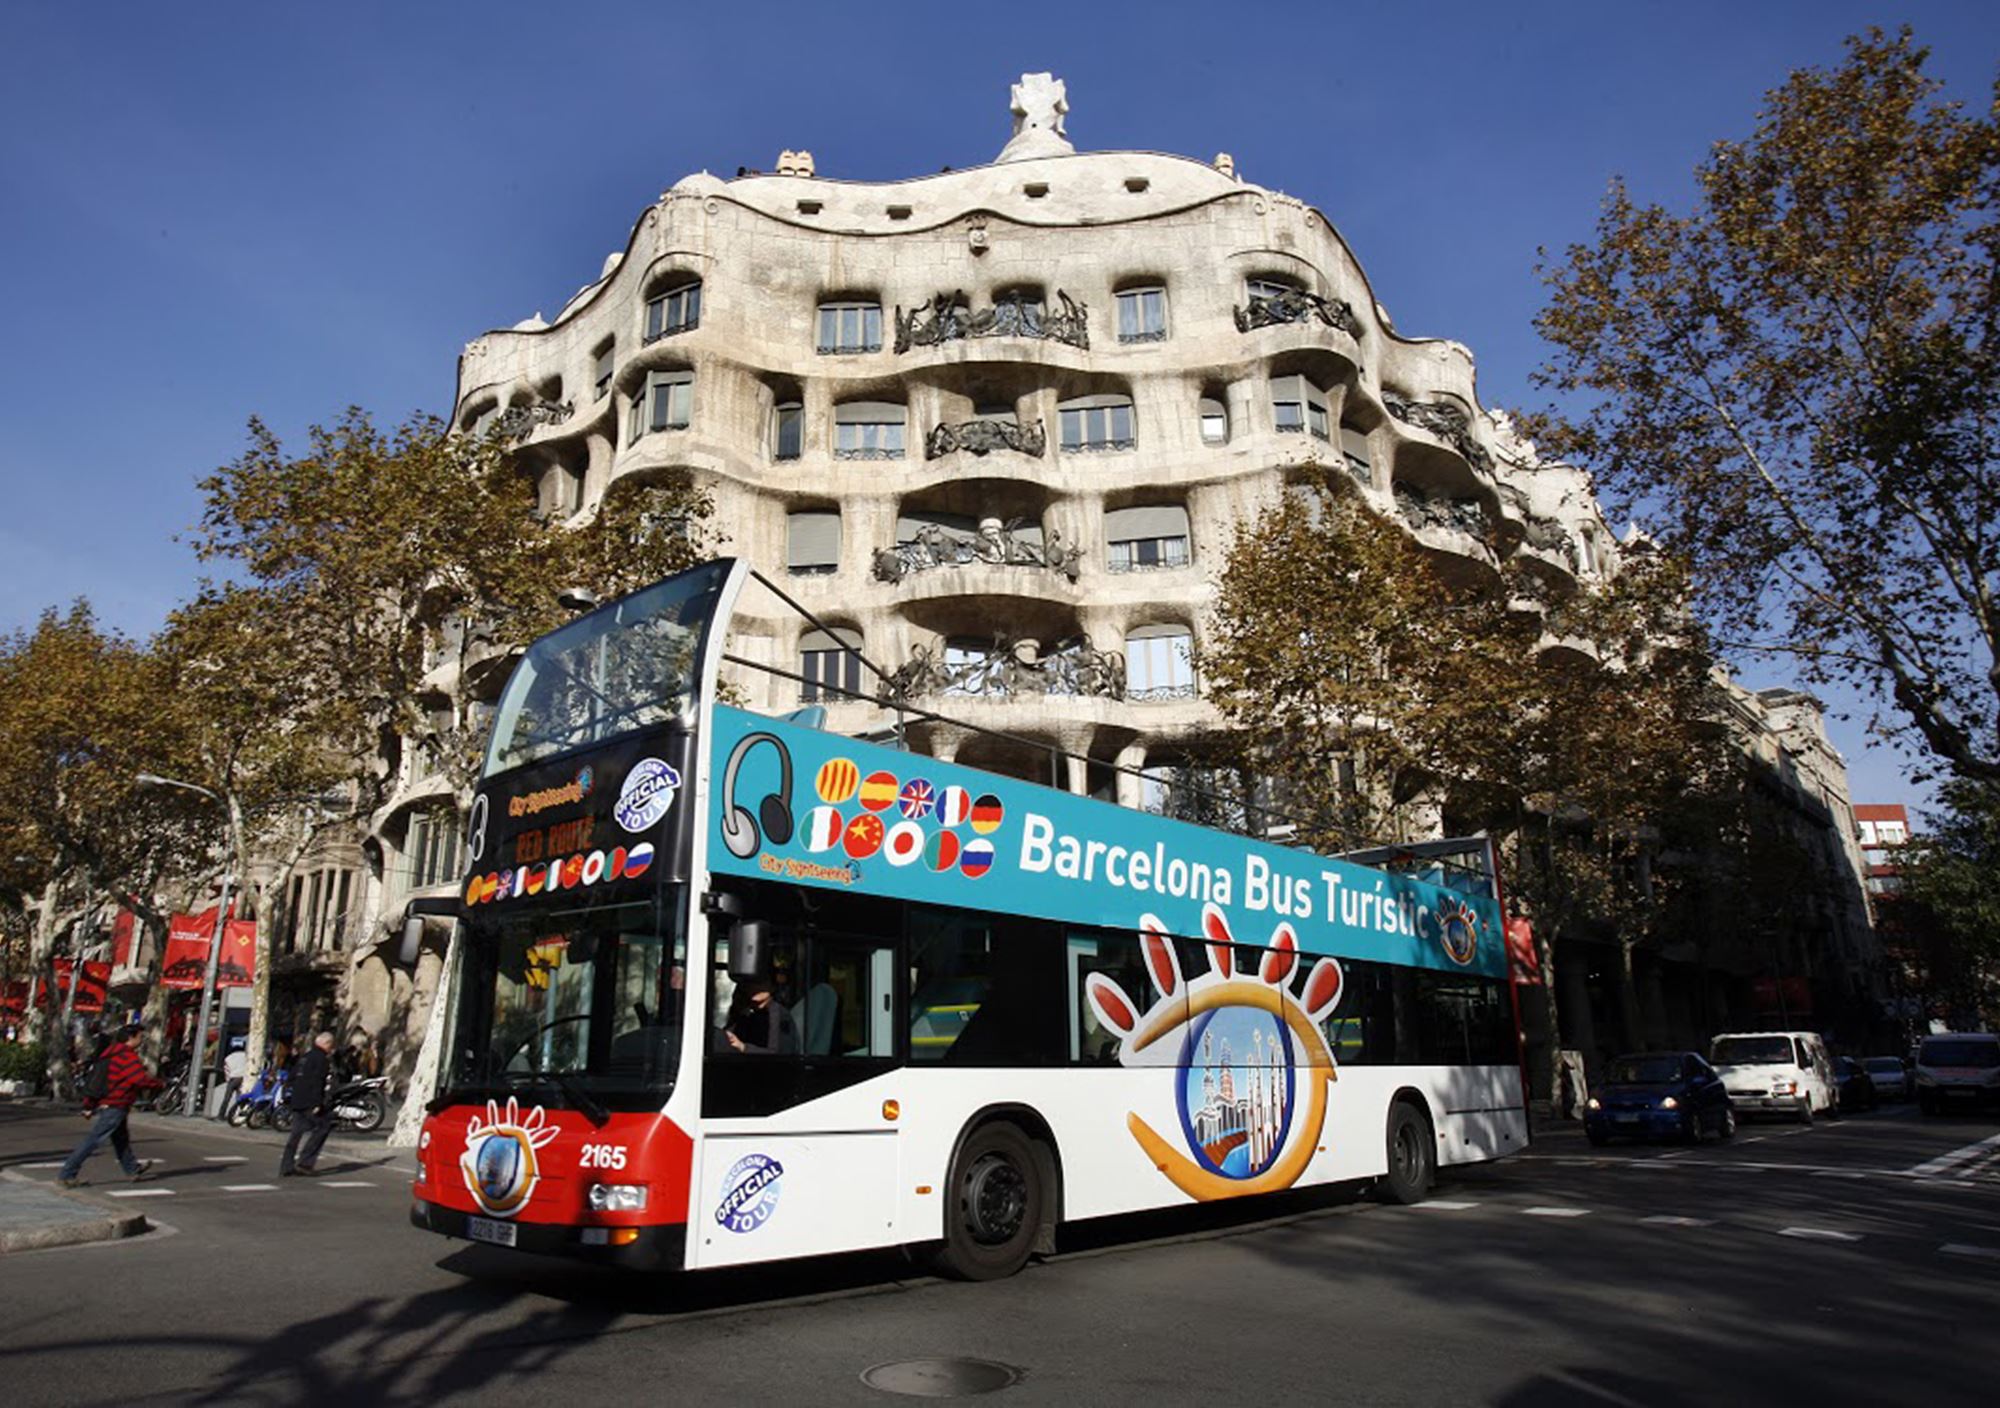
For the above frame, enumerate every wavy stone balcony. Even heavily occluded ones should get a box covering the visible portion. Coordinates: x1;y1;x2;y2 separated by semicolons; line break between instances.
924;417;1047;462
1383;392;1495;479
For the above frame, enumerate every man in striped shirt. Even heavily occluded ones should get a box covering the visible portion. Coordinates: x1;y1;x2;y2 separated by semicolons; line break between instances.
57;1019;162;1187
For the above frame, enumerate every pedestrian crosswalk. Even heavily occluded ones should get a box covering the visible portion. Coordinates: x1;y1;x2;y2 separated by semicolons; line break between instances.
1396;1196;1992;1263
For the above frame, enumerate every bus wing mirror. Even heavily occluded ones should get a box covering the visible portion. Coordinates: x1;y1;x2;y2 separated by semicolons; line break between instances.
399;915;428;967
728;920;770;979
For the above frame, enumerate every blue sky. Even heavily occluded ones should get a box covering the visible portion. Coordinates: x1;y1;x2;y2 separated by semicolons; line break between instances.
3;1;1994;812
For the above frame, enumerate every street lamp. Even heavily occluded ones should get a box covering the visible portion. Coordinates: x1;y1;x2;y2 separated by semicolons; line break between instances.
135;773;237;1117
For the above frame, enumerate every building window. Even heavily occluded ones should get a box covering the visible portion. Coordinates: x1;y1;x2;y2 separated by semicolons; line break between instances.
627;371;694;443
1199;396;1229;445
1058;395;1136;452
592;341;615;401
1271;375;1329;439
406;809;462;891
834;401;906;460
643;280;702;343
1116;286;1168;343
1126;625;1195;701
540;464;584;520
1340;425;1372;482
817;301;883;354
773;402;804;461
799;627;863;703
787;510;841;576
1105;505;1191;573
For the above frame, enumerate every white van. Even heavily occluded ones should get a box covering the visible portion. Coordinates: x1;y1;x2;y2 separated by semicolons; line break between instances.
1914;1032;2000;1114
1710;1031;1838;1122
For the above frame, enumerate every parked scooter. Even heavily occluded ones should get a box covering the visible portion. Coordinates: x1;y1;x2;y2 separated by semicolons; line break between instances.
325;1075;390;1134
226;1065;290;1129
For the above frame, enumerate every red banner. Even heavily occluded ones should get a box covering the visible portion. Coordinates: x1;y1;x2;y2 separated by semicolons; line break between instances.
1751;976;1813;1018
47;961;111;1012
0;980;26;1017
217;919;256;988
161;910;256;989
112;908;138;968
162;912;215;989
1506;917;1541;986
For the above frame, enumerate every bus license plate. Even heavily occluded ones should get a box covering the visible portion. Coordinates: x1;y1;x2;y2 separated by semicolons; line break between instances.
467;1217;516;1248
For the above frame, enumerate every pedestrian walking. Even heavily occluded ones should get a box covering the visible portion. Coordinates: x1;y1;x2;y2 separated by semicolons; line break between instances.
56;1018;161;1187
279;1031;338;1177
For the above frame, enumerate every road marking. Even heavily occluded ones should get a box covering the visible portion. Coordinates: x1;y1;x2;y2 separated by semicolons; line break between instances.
1523;1206;1591;1218
1907;1131;2000;1177
320;1181;375;1189
203;1156;248;1164
1810;1170;1869;1179
1739;1136;1767;1144
1779;1226;1860;1242
104;1188;174;1198
1413;1200;1480;1211
223;1183;279;1192
18;1162;65;1169
1642;1215;1714;1227
1941;1243;2000;1260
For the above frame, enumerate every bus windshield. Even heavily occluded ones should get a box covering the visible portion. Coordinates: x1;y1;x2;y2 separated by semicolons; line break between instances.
444;898;686;1109
483;562;731;776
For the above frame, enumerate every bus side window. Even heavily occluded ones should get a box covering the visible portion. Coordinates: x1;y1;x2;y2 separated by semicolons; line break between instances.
909;907;1064;1066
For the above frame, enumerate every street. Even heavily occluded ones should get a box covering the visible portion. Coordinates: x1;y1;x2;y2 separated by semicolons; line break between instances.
2;1100;1996;1406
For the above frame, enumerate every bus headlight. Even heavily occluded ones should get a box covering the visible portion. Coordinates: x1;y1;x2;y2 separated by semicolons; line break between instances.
1586;1097;1601;1111
1660;1096;1679;1110
586;1183;648;1213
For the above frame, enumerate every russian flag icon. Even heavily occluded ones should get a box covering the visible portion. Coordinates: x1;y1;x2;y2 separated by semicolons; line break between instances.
959;838;995;878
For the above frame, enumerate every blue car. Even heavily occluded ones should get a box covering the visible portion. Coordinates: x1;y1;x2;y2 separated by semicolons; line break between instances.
1585;1051;1736;1145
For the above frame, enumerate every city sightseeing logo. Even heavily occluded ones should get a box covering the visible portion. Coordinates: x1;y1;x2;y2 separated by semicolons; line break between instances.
1086;904;1344;1201
715;1152;784;1233
460;1098;560;1218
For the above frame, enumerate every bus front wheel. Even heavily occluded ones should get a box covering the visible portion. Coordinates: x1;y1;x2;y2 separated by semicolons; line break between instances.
1377;1101;1435;1205
936;1122;1044;1281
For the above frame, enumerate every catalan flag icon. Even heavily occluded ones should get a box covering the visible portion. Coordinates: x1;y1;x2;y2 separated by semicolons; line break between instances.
970;794;1005;834
805;805;845;852
859;770;900;812
816;758;859;804
934;785;971;826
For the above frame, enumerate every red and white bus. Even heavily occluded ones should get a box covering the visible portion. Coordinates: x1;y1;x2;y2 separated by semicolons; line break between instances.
410;559;1527;1278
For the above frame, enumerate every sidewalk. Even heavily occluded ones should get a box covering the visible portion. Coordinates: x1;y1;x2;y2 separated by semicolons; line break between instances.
0;1169;150;1254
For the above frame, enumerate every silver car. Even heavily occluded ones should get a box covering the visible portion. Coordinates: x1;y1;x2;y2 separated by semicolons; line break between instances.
1863;1055;1911;1101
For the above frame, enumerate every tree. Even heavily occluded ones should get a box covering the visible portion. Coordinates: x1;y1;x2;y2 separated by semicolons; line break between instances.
0;605;209;1081
1530;27;2000;788
1899;783;2000;1028
191;409;715;1063
1203;476;1726;1091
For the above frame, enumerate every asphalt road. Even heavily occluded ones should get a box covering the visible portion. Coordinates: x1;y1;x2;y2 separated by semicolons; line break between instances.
1;1099;1995;1406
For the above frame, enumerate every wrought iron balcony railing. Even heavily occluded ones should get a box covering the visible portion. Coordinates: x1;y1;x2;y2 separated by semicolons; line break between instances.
1234;288;1361;337
895;290;1090;353
925;418;1048;459
1383;392;1494;475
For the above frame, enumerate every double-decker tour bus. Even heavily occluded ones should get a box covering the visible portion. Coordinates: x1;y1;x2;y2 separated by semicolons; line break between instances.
410;559;1526;1279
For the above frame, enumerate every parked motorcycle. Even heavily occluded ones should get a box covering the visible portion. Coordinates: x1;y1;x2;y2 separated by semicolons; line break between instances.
272;1075;390;1134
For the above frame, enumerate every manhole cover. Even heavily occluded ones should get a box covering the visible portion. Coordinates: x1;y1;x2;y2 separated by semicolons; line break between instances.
861;1357;1022;1398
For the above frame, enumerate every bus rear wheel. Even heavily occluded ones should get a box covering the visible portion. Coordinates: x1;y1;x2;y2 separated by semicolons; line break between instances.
936;1122;1044;1282
1376;1101;1435;1205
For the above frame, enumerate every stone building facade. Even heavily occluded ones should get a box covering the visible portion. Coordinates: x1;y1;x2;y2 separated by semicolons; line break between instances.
325;75;1875;1085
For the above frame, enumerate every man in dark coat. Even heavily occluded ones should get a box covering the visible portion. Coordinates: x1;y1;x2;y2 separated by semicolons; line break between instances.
280;1031;337;1177
57;1019;162;1186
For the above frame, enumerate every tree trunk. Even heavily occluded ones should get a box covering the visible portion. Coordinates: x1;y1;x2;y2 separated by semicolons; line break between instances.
390;928;457;1148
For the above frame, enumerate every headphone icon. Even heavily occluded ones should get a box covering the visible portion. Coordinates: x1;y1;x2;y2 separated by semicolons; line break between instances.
719;732;795;859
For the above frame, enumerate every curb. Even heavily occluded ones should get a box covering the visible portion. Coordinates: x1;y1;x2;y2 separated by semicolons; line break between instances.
0;1170;150;1255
